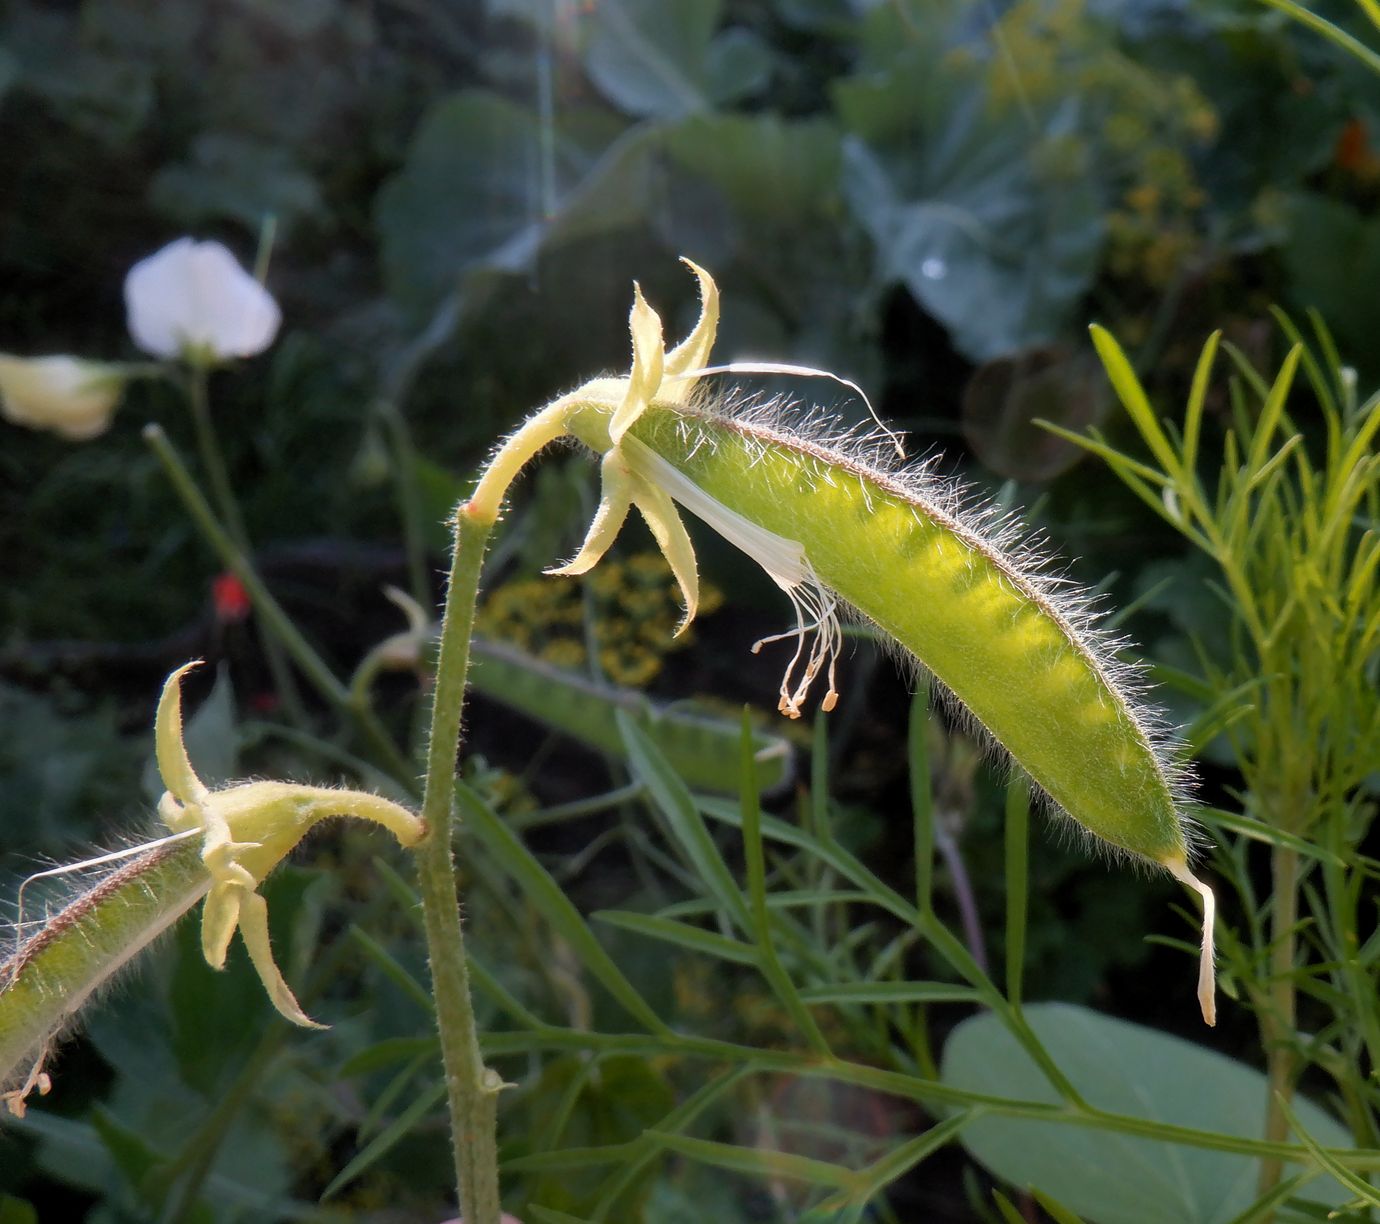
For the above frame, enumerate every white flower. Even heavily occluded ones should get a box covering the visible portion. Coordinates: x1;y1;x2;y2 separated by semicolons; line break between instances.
124;238;281;362
0;354;126;440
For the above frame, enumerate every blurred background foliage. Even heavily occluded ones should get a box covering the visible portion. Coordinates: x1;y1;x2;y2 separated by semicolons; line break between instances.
2;0;1379;1220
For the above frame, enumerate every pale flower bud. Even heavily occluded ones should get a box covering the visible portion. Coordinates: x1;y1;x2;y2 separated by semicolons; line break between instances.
0;354;126;440
124;237;281;363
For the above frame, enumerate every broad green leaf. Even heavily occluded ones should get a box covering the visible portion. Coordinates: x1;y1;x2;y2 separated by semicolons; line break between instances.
376;91;556;312
941;1004;1356;1223
578;0;720;119
836;10;1103;362
663;113;841;223
375;91;655;314
150;132;321;235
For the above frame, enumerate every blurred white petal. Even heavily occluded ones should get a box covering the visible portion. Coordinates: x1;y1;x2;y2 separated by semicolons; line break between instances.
124;237;281;361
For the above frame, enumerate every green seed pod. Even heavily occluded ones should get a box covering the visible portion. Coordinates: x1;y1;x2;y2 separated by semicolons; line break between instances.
619;397;1216;1022
1;839;209;1115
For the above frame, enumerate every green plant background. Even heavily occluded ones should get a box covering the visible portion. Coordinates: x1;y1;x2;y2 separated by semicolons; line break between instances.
2;0;1379;1221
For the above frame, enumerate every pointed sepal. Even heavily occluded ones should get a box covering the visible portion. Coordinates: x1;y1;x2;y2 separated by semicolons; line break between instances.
632;479;700;636
547;451;638;577
662;258;720;401
237;888;326;1029
609;284;665;446
155;661;210;808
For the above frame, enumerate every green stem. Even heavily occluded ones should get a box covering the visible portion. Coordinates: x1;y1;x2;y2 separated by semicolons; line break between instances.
414;504;503;1221
1258;843;1300;1201
184;368;308;725
378;398;432;607
408;398;586;1217
143;425;417;790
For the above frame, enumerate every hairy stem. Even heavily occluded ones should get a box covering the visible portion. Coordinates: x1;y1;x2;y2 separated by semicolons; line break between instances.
414;502;502;1221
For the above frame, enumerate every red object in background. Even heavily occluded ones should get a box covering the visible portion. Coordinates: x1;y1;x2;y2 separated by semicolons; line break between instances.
212;572;252;623
1335;117;1380;176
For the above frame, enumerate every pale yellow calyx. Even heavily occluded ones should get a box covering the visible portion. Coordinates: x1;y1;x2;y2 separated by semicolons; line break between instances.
549;260;720;633
154;663;424;1027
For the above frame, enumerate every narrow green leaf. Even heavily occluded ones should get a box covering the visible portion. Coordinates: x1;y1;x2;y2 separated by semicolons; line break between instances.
1089;324;1182;478
348;926;433;1013
1196;808;1347;865
1221;1171;1317;1224
458;782;671;1034
1004;778;1031;1009
740;711;831;1054
817;1112;975;1209
811;711;833;843
593;910;759;965
1182;330;1221;479
644;1130;854;1188
1272;1093;1380;1206
320;1080;447;1200
909;684;935;917
618;711;752;932
1243;344;1302;480
357;1052;430;1144
657;889;875;918
340;1036;438;1077
0;1198;38;1224
1032;1188;1089;1224
467;953;548;1030
796;982;981;1005
1257;0;1380;75
992;1191;1027;1224
504;1144;629;1173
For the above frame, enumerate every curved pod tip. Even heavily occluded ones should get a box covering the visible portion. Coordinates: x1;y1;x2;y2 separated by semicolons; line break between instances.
1163;855;1217;1026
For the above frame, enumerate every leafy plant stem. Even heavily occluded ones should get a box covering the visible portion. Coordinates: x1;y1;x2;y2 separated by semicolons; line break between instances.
183;366;308;725
143;424;417;790
1258;843;1301;1200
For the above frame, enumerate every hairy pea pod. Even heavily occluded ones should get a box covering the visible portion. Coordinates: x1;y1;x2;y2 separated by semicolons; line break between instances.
1;838;209;1114
618;399;1216;1021
629;403;1190;862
